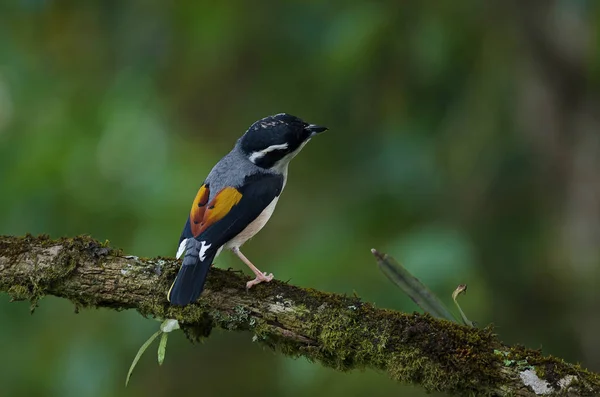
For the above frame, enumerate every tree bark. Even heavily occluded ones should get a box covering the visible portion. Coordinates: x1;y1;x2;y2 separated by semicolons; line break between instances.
0;234;598;396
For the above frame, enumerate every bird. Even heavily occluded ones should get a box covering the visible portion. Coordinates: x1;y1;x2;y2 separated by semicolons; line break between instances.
167;113;327;306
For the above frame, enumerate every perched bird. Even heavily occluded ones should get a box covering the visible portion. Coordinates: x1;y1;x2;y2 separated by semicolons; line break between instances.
168;113;327;306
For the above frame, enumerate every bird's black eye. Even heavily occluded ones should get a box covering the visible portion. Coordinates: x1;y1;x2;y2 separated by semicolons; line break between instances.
240;113;317;167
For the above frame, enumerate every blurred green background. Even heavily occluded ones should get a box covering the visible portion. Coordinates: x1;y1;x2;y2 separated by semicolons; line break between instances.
1;1;600;396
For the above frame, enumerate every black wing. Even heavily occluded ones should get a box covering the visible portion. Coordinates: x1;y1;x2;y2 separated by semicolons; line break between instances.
169;172;284;306
197;172;284;247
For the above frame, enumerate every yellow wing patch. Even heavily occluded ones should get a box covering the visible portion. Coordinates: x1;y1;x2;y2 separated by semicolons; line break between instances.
191;186;243;237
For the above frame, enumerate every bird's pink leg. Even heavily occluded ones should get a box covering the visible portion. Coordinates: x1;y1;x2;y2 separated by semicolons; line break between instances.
231;247;274;288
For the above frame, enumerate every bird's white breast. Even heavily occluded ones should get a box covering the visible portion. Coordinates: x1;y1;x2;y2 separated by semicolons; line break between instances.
225;196;280;249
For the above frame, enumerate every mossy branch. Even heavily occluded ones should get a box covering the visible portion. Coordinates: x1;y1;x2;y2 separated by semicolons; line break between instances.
1;235;598;396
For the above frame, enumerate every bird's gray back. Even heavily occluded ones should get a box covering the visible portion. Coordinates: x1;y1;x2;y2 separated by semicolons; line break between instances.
204;144;268;201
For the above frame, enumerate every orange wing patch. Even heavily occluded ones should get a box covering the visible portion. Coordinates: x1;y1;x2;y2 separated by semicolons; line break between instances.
190;186;243;237
190;184;210;230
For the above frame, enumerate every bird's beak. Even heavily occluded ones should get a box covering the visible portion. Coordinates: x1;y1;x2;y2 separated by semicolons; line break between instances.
306;124;328;136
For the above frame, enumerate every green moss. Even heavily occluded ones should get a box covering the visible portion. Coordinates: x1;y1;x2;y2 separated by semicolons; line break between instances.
153;264;510;394
3;234;599;395
0;234;123;308
388;349;456;392
7;284;31;301
199;284;503;395
300;306;501;393
208;305;251;331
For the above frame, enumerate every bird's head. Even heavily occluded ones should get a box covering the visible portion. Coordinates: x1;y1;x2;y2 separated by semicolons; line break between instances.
238;113;327;170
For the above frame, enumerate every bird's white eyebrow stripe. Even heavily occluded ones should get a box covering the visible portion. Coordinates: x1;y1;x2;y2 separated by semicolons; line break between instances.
249;143;289;163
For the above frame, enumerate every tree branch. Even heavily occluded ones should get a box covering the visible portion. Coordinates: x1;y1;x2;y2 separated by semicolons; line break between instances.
1;234;598;396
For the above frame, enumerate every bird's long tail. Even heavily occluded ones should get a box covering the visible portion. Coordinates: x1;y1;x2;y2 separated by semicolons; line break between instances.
168;238;216;306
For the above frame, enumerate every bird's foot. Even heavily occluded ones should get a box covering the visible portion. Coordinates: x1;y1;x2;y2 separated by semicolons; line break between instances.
246;272;274;289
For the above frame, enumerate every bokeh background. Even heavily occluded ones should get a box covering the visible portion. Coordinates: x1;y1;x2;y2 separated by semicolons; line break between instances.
1;1;600;396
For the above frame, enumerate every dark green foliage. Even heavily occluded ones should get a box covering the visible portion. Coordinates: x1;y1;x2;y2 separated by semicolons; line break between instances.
1;1;600;396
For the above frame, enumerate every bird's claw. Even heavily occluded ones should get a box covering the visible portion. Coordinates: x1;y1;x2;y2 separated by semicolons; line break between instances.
246;272;274;289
